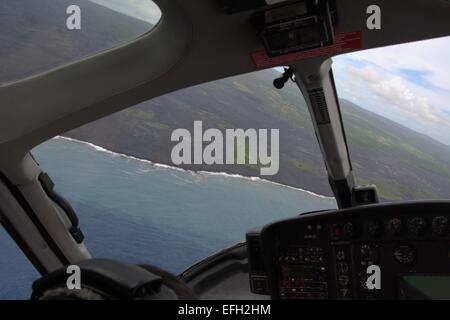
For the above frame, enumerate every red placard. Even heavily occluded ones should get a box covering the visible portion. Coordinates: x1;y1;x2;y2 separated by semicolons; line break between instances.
251;31;363;69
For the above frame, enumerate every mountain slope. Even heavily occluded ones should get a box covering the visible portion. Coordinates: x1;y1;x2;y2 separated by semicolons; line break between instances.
0;0;151;84
341;99;450;200
64;70;450;201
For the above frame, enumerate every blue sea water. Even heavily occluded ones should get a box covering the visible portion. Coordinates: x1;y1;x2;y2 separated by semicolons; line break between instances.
0;137;336;299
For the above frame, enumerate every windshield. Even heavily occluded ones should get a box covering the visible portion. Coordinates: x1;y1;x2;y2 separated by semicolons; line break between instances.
333;36;450;201
1;68;338;299
0;0;161;85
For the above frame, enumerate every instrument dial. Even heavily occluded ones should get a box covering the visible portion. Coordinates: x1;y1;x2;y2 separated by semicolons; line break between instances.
432;216;449;236
393;244;416;265
387;218;404;236
366;220;383;237
408;217;427;236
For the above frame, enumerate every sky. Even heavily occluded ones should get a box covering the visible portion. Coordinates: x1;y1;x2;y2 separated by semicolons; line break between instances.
89;0;162;23
332;36;450;146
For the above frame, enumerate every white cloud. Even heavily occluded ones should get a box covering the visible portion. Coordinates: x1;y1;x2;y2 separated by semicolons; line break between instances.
371;77;449;127
340;36;450;89
346;66;383;83
333;36;450;145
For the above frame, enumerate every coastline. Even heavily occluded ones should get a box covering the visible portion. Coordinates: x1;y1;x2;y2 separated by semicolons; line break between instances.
54;135;335;200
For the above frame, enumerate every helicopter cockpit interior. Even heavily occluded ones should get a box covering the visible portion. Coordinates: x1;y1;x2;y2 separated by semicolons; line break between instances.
0;0;450;301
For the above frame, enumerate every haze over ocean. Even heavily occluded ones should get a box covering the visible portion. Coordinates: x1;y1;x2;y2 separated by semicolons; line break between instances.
0;138;336;299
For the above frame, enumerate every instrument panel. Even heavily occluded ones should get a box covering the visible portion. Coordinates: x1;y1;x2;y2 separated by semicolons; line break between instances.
247;201;450;299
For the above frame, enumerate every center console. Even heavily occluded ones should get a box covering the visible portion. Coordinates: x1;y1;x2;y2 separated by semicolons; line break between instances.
247;201;450;299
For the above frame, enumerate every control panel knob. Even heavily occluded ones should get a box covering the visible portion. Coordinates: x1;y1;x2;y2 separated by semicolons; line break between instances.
432;216;449;236
359;274;370;291
387;218;404;236
366;220;383;237
393;244;416;265
408;217;427;236
338;274;350;287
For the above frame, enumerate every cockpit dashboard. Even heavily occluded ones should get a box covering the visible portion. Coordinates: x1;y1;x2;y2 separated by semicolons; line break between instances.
247;201;450;299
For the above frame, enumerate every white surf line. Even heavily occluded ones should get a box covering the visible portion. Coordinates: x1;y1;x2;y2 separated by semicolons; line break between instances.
54;136;335;200
54;136;184;172
197;170;335;200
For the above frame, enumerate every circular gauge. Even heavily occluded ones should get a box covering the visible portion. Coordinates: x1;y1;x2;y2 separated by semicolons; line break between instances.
432;216;449;236
393;244;416;265
408;217;427;236
387;218;404;236
366;220;383;237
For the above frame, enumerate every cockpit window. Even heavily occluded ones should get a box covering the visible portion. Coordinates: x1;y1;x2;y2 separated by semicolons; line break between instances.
0;0;161;85
333;36;450;201
30;69;336;286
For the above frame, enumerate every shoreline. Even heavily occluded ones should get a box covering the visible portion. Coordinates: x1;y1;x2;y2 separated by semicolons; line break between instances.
54;135;335;200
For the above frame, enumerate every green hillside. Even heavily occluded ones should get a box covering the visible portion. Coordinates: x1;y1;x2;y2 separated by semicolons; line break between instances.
0;0;151;84
65;70;450;201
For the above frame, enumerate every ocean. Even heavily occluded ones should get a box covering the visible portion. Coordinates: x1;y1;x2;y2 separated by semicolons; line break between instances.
0;137;336;299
